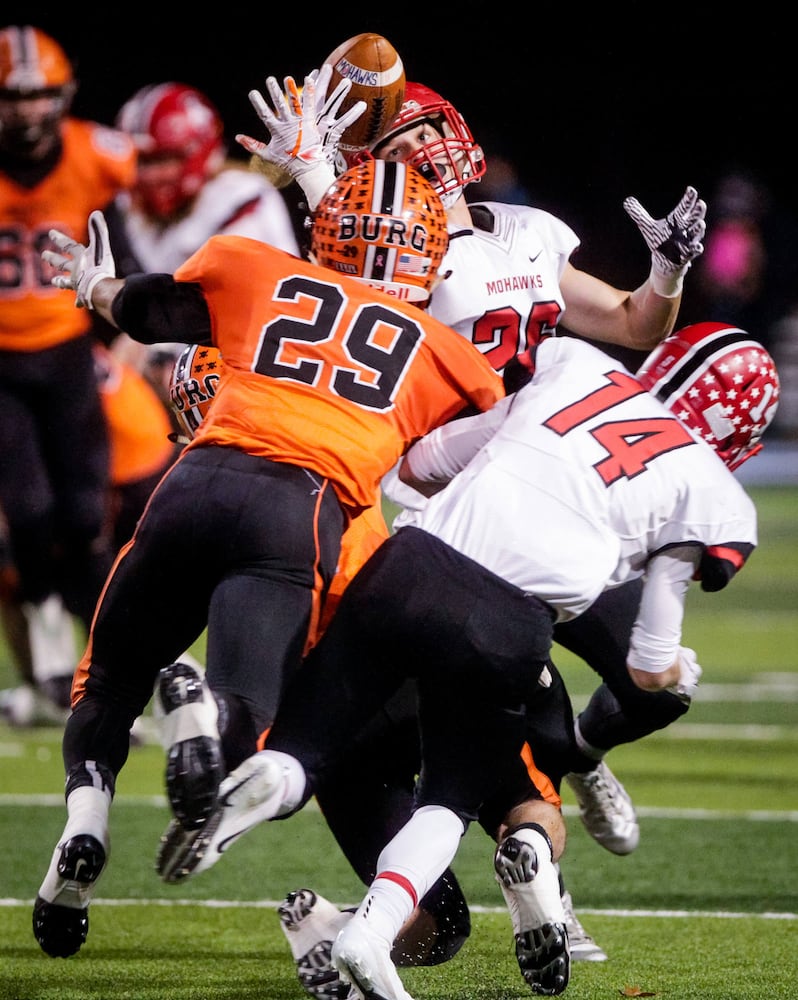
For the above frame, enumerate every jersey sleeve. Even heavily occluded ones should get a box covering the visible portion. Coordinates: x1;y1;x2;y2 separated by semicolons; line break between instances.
112;274;211;345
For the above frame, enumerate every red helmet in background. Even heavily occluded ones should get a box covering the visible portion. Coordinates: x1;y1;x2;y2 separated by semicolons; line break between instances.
637;322;780;472
368;82;485;208
116;82;225;218
0;26;75;156
312;158;449;303
168;344;226;441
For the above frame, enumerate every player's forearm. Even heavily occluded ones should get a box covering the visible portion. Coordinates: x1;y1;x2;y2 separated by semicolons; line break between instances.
88;278;125;327
623;279;681;349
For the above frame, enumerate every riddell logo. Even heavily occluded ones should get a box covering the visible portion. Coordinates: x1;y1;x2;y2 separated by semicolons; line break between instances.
366;281;411;299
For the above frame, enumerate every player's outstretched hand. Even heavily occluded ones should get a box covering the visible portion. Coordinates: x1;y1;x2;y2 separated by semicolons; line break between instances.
236;69;365;208
624;186;706;295
41;210;115;309
308;63;366;173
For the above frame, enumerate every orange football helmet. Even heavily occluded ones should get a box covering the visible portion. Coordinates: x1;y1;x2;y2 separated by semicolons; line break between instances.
369;82;485;208
168;344;226;441
311;158;448;303
0;26;73;92
0;26;75;155
638;321;780;472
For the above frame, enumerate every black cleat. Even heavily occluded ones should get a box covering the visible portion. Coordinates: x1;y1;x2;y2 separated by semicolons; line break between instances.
33;834;106;958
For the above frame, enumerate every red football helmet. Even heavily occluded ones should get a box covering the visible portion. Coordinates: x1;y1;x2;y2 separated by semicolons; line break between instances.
169;344;226;441
637;322;780;471
312;158;448;303
368;82;485;208
116;82;225;218
0;26;75;155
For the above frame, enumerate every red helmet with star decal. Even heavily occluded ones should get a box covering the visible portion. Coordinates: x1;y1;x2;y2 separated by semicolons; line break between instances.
637;321;780;471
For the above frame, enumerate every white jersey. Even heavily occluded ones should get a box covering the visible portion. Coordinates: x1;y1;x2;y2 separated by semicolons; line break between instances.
116;164;299;273
429;201;579;370
383;200;579;514
404;338;757;665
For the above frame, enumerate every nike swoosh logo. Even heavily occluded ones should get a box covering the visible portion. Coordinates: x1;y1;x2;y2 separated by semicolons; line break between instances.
218;769;259;808
211;769;268;855
529;251;542;263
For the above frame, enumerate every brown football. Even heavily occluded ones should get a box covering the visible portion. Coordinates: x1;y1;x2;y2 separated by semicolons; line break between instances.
324;33;405;164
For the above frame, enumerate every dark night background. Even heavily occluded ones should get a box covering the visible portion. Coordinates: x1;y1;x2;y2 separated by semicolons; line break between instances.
7;5;797;330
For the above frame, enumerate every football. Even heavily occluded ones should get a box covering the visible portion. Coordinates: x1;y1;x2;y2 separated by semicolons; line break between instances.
323;33;406;165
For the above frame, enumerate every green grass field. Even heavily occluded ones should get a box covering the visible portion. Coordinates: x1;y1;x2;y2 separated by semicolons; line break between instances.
1;486;796;999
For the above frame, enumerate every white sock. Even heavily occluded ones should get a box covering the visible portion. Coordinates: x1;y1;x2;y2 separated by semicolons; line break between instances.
63;784;112;849
355;805;465;944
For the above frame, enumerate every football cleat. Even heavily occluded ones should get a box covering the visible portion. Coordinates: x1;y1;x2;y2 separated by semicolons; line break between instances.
32;834;106;958
561;890;607;962
565;760;640;855
156;751;284;882
154;661;223;830
279;888;353;1000
494;834;570;996
332;918;416;1000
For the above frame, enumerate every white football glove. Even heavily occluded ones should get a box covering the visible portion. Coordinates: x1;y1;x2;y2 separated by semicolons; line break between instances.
41;210;115;309
235;69;365;211
623;185;706;297
666;645;703;705
308;62;367;174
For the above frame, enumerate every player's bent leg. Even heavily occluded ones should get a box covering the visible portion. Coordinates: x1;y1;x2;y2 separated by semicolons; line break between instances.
154;661;223;830
494;824;570;996
564;759;639;855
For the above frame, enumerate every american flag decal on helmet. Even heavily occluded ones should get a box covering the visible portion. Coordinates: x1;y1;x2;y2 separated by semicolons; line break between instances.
396;252;431;276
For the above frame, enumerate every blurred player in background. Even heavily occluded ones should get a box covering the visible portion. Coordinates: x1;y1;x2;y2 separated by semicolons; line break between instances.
0;25;136;720
105;80;301;416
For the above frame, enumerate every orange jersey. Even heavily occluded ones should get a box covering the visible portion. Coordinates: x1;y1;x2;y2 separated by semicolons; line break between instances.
177;236;504;513
0;118;136;351
316;499;392;643
94;344;176;486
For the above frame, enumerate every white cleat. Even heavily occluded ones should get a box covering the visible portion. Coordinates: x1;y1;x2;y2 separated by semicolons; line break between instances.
332;919;415;1000
561;889;607;962
279;888;353;1000
565;760;640;855
494;833;570;996
156;751;284;882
